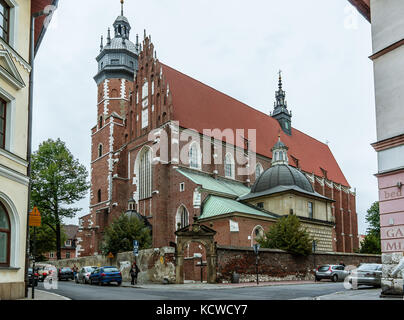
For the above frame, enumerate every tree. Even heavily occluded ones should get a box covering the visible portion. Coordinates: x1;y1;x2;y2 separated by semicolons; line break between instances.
257;214;313;256
360;202;381;254
29;224;66;262
30;138;89;260
101;213;152;256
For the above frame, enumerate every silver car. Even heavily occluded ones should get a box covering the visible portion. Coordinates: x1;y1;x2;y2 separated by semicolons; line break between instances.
75;266;97;284
347;263;382;288
315;264;349;282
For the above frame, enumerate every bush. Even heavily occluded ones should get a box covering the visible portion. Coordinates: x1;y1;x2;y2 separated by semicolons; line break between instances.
100;213;152;255
257;214;313;256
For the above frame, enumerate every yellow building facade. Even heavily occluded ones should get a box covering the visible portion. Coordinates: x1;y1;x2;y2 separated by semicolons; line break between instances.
240;137;335;252
0;0;56;299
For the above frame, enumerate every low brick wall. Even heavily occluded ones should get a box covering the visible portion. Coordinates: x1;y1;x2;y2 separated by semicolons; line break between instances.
44;247;176;284
217;246;381;283
45;246;381;284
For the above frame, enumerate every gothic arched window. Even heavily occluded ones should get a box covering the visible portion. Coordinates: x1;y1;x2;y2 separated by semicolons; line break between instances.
176;205;189;230
255;163;263;179
189;142;201;170
99;115;103;129
142;79;148;100
97;189;102;203
139;147;152;200
0;202;11;267
224;153;235;179
98;144;103;158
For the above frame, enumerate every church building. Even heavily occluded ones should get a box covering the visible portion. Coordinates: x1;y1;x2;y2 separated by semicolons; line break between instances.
76;2;359;257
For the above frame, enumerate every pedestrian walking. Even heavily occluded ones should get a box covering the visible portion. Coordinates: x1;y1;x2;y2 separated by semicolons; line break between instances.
73;265;78;280
130;261;140;285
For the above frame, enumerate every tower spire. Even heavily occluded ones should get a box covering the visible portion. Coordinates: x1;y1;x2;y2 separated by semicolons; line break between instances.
271;70;292;135
107;28;111;45
121;0;124;16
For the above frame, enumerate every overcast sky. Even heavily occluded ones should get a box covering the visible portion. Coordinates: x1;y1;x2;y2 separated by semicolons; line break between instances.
32;0;377;234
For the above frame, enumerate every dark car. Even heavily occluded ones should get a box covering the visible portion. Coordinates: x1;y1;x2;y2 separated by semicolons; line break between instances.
347;263;382;288
28;268;39;287
89;266;122;286
315;264;349;282
58;267;74;281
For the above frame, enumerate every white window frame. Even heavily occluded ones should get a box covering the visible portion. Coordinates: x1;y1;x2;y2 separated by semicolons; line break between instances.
0;86;15;153
189;142;201;170
138;147;152;200
224;153;235;179
1;0;18;48
179;182;185;192
141;108;148;129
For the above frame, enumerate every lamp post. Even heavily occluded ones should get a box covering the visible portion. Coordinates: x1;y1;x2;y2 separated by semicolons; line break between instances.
24;8;54;298
312;240;317;282
253;244;260;285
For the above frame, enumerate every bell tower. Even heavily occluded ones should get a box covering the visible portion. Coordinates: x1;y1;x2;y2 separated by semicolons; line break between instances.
88;0;139;254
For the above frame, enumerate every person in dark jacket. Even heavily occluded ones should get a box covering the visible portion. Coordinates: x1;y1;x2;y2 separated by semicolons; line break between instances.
130;261;140;285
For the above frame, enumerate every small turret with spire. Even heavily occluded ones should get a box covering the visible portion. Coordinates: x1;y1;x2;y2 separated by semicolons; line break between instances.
271;70;292;135
271;133;289;166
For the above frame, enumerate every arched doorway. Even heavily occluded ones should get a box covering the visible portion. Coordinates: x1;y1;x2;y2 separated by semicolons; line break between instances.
174;216;217;284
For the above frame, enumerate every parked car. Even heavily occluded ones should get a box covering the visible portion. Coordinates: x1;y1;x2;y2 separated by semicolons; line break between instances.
58;267;74;281
75;266;97;284
28;268;39;287
35;267;48;282
315;264;349;282
347;263;382;288
89;266;122;286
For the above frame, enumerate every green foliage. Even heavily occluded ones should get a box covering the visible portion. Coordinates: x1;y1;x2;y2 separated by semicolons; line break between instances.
257;214;313;256
365;202;380;235
360;232;381;254
29;225;67;261
30;138;89;259
101;213;152;256
360;201;381;254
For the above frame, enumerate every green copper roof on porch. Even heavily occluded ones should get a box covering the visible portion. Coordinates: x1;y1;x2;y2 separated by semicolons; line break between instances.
176;168;250;198
199;195;277;220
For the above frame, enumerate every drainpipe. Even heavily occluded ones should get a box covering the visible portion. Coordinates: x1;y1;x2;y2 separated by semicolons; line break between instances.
24;9;52;298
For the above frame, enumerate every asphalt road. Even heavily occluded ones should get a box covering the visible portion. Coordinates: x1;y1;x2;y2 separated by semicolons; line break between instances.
36;280;374;300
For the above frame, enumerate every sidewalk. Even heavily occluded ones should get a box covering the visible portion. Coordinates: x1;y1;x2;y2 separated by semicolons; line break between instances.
295;289;403;300
121;280;317;290
19;288;71;300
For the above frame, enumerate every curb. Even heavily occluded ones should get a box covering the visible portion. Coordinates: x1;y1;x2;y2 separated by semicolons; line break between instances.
35;289;71;300
120;281;322;290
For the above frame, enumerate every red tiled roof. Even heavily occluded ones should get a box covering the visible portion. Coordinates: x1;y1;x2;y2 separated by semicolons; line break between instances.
347;0;370;22
31;0;58;53
161;63;350;187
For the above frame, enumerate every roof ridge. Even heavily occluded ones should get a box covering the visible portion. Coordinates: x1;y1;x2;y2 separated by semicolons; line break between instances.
161;62;281;126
